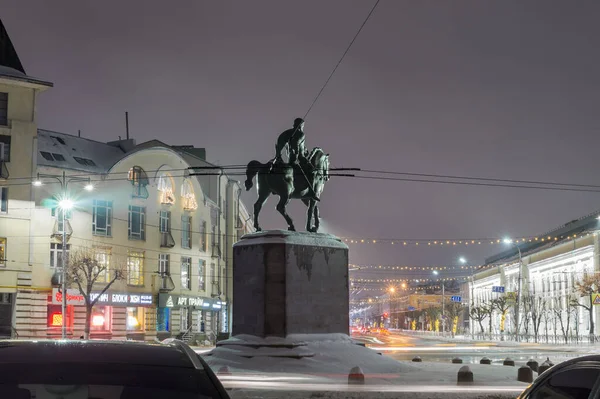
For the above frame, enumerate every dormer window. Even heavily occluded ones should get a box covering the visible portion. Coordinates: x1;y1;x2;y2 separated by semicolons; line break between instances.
181;179;197;210
128;166;149;199
157;173;175;205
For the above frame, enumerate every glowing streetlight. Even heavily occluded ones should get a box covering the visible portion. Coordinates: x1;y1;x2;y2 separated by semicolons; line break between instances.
401;283;407;289
389;286;396;294
58;199;74;210
432;270;439;276
504;236;523;342
503;238;513;244
84;183;94;191
459;257;466;264
32;180;42;187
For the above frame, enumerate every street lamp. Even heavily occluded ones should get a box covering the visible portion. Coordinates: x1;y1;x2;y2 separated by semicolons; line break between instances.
504;237;523;342
432;270;445;334
34;171;92;339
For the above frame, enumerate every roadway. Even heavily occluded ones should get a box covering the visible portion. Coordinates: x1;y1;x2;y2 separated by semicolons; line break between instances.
353;330;587;365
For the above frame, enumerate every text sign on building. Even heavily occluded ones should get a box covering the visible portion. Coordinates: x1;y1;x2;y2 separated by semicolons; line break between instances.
407;306;416;311
492;286;505;293
52;288;153;306
158;293;216;309
450;296;462;303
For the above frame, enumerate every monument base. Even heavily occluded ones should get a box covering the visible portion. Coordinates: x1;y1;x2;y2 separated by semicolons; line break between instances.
232;230;349;337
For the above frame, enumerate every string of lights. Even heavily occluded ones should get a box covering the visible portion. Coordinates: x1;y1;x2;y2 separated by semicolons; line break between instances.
349;264;491;271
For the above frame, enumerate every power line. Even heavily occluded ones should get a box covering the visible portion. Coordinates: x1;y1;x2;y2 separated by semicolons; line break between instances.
303;0;381;119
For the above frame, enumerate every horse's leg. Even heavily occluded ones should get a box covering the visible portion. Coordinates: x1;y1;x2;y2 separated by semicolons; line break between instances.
253;182;270;232
301;199;313;232
276;194;295;231
313;204;320;232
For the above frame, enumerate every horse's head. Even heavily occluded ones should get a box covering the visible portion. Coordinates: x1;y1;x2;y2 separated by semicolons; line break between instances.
309;147;330;181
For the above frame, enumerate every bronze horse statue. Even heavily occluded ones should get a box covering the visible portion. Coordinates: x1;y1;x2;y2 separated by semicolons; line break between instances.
245;147;330;232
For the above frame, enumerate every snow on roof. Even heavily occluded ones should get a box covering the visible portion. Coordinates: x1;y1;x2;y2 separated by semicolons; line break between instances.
37;129;125;173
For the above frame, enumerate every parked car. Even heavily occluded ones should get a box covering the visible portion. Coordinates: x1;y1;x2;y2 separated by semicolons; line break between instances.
517;355;600;399
0;339;230;399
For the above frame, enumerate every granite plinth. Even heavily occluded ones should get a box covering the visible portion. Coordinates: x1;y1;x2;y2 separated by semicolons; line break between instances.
232;230;349;337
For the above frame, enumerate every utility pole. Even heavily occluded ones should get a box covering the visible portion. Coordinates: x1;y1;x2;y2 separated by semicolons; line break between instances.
34;171;93;338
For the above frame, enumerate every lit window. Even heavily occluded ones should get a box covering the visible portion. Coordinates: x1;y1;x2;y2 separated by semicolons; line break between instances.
181;257;191;290
157;173;175;205
51;206;72;233
182;216;192;249
46;303;73;328
128;205;145;240
127;166;149;198
92;200;112;236
94;249;110;283
127;252;144;286
0;135;10;161
181;179;197;210
0;237;5;267
90;306;111;331
126;307;144;331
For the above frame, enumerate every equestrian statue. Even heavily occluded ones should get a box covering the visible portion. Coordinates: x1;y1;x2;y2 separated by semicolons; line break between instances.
245;118;330;232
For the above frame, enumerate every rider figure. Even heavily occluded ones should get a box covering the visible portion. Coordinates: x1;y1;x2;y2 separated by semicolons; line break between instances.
273;118;319;201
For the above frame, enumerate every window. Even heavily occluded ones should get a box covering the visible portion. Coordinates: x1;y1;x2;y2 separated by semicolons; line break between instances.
73;156;96;166
181;257;191;290
50;135;66;145
0;92;7;126
50;243;70;268
197;310;205;333
92;200;112;236
40;151;54;161
0;187;6;213
0;135;10;161
159;210;170;233
199;220;207;252
198;259;206;291
181;307;190;331
159;254;170;275
128;166;149;198
90;306;111;331
157;173;176;204
126;307;144;331
94;249;110;283
51;153;65;162
127;251;144;286
210;263;216;285
47;304;73;328
530;367;600;399
128;205;145;240
182;216;192;249
0;237;5;267
52;206;72;233
181;179;197;210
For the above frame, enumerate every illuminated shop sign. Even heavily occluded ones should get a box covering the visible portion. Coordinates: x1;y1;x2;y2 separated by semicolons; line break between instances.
52;288;153;307
158;293;222;310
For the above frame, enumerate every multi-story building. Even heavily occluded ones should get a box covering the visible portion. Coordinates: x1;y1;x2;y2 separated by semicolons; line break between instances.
471;210;600;341
0;19;253;342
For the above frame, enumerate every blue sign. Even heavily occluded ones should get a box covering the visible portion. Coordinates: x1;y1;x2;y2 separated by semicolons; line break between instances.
450;296;462;303
408;306;416;311
492;286;505;293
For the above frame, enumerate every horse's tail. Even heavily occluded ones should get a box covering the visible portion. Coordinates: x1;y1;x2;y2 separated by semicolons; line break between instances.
245;160;263;191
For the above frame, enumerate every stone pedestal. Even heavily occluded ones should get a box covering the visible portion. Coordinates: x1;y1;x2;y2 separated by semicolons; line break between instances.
232;230;349;337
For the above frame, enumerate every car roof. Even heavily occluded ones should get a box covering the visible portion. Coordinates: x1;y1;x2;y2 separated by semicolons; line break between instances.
0;340;196;368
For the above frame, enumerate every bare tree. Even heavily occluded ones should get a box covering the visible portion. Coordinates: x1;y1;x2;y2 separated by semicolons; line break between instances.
66;249;126;339
444;302;465;337
571;272;600;338
525;294;547;343
492;296;512;338
541;306;552;343
469;302;488;336
552;295;576;344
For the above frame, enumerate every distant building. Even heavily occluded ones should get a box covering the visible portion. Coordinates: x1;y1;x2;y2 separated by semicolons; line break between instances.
0;19;253;342
471;210;600;340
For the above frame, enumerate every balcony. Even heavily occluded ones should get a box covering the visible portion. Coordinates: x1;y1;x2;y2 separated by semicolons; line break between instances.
160;231;175;248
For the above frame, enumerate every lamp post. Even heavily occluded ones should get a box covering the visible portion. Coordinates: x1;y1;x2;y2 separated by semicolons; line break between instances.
503;238;523;342
433;270;445;334
34;171;93;338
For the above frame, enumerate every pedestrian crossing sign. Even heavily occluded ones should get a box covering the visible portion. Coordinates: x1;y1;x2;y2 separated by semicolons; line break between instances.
592;293;600;305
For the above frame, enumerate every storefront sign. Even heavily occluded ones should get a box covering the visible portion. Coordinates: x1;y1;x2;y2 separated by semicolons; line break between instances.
158;293;218;309
52;288;153;307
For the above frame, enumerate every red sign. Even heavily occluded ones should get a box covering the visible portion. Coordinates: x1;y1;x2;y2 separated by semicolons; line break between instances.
52;288;85;305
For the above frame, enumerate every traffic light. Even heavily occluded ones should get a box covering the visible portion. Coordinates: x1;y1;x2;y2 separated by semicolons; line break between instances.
383;312;389;318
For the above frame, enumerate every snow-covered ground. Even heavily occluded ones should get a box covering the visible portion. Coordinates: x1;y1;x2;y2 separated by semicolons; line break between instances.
203;333;529;398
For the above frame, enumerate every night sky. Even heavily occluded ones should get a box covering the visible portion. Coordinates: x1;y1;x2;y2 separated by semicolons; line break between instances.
4;1;600;277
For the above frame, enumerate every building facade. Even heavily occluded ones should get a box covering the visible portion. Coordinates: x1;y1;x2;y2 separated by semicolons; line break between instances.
0;21;254;342
471;212;600;342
